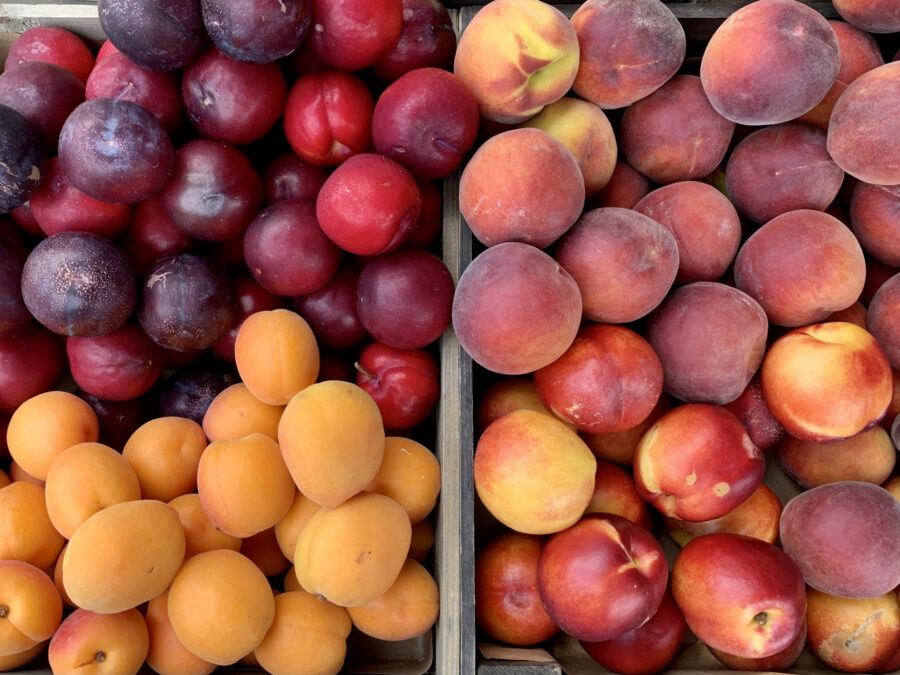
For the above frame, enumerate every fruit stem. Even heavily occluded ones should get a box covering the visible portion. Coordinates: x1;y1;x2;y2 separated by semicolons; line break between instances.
353;361;374;381
0;605;7;618
95;652;106;663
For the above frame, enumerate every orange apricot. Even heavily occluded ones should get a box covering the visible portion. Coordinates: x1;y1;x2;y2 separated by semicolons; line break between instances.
167;493;241;559
366;436;441;523
273;491;320;562
0;560;62;656
347;558;439;641
202;382;284;442
7;391;98;481
234;309;319;406
0;640;46;671
145;590;216;675
0;469;8;490
122;416;207;502
278;380;385;508
44;442;141;539
48;608;148;675
62;500;185;613
167;549;275;666
52;544;73;608
283;566;301;592
0;482;64;569
7;461;42;486
254;591;351;675
294;492;412;607
197;433;296;538
240;527;291;577
409;518;435;563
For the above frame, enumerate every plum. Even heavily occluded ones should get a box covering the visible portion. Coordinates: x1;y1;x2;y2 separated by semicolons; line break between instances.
200;0;312;63
0;105;45;214
291;266;367;351
0;237;32;337
156;361;238;424
4;26;94;84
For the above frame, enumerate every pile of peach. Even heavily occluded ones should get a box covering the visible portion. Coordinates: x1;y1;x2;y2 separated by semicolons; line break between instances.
0;309;441;675
456;0;900;672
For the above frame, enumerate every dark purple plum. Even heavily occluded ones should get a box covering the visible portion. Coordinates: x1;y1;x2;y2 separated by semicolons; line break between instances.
66;321;165;401
160;139;263;242
0;322;65;414
243;200;341;297
97;0;208;72
57;98;175;204
262;151;329;205
0;237;32;336
119;195;195;277
156;361;238;424
138;252;234;351
201;0;312;63
291;265;368;351
0;104;45;214
76;389;153;451
211;275;284;362
356;248;454;349
371;0;457;82
0;61;85;151
21;231;137;337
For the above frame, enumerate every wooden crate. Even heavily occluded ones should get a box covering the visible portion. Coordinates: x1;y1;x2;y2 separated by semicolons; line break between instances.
0;4;470;675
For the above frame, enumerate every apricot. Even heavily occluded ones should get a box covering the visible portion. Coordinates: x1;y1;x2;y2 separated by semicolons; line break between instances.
7;461;41;486
167;493;241;559
47;608;148;675
273;491;320;562
240;527;290;578
122;416;207;502
0;470;8;490
347;558;438;641
202;382;284;442
0;641;45;671
277;380;385;509
234;308;319;406
7;390;99;480
44;441;141;539
0;560;62;656
62;499;186;613
197;433;296;538
365;437;440;524
52;544;72;607
0;482;64;570
145;590;216;675
409;518;435;563
254;591;351;675
294;492;412;607
167;549;275;666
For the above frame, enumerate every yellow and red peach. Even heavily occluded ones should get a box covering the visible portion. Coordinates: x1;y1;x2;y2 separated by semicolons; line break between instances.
833;0;900;33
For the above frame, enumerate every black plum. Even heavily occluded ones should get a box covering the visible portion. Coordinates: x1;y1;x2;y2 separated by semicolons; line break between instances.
0;104;45;214
201;0;312;63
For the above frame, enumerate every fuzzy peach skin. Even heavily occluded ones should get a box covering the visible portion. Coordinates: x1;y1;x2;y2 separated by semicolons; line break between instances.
474;409;596;535
760;321;894;442
453;0;579;123
833;0;900;33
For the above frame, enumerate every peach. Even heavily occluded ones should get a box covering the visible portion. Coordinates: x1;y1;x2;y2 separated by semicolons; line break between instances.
700;0;839;125
364;436;440;524
201;382;284;442
634;180;741;284
47;608;148;675
725;122;844;224
273;491;320;562
294;492;411;607
0;482;63;570
588;160;650;209
63;499;185;613
584;460;653;531
708;619;807;672
277;380;385;508
234;308;319;406
241;527;290;578
145;590;216;675
452;242;582;375
868;274;900;371
619;75;734;184
43;441;141;539
553;207;679;324
647;282;769;405
761;322;893;441
581;393;671;466
795;20;884;130
833;0;900;33
475;375;566;436
475;409;596;535
0;560;61;656
780;481;900;598
7;390;99;480
571;0;685;110
197;433;296;538
459;128;584;248
167;493;241;559
777;425;896;489
733;210;866;327
254;591;351;675
167;549;275;666
828;62;900;185
347;558;438;641
828;300;868;328
520;96;616;196
720;377;785;452
452;0;579;123
850;183;900;268
634;403;765;522
122;416;207;502
664;482;782;547
533;323;664;434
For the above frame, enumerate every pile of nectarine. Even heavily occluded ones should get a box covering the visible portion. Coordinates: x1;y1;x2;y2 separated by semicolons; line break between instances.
462;0;900;672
